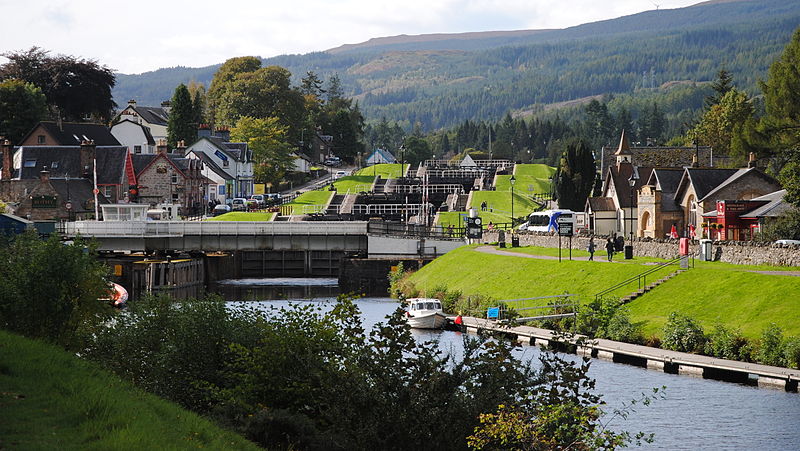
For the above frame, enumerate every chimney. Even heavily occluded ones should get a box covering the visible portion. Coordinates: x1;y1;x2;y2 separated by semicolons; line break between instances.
40;167;50;184
748;152;757;168
156;138;168;154
198;124;212;138
1;138;12;180
215;126;230;142
80;140;96;178
160;100;171;114
177;140;187;156
128;99;137;107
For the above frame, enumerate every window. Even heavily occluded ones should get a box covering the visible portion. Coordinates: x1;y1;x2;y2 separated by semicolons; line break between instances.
37;135;45;144
223;159;229;168
172;193;179;202
103;186;113;197
134;145;142;154
24;159;36;168
171;173;178;184
51;161;59;169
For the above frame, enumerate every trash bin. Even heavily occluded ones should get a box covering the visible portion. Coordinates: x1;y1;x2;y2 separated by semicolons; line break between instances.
700;239;713;261
624;245;633;260
511;235;520;248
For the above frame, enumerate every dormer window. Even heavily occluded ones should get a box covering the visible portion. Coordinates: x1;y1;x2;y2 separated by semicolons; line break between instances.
37;135;46;144
24;159;36;168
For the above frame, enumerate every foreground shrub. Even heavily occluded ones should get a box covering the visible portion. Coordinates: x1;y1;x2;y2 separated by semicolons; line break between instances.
705;323;751;361
783;338;800;369
0;232;110;348
755;323;786;367
662;312;706;353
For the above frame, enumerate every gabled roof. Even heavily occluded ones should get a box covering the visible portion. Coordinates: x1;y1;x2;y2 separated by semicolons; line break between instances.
698;168;779;202
188;151;232;181
124;105;169;126
649;168;683;193
49;179;110;210
21;122;120;146
674;168;739;202
740;190;792;219
586;197;616;212
606;164;654;208
112;119;156;145
460;154;477;167
197;136;249;162
131;154;156;175
368;148;397;163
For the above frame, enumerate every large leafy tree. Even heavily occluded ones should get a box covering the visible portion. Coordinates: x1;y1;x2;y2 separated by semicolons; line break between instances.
206;56;262;125
554;139;596;211
231;116;294;185
690;88;754;163
166;83;196;149
0;79;47;142
0;47;116;121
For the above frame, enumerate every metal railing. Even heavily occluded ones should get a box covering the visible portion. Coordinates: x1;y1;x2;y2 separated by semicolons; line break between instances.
478;294;578;321
593;256;685;302
366;222;465;240
60;220;370;237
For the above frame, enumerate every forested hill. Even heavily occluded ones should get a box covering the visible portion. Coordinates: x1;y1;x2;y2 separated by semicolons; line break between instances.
113;0;800;129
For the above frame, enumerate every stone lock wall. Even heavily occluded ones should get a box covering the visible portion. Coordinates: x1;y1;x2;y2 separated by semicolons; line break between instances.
481;231;800;267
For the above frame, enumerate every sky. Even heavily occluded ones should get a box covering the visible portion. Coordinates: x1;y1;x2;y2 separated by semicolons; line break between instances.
0;0;704;74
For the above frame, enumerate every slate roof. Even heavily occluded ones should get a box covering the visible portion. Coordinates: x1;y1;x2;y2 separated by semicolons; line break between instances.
130;106;169;126
648;168;684;212
204;137;249;162
600;144;714;175
740;190;791;219
190;152;232;180
698;168;779;202
675;168;739;202
15;146;127;184
607;164;653;208
21;122;121;146
131;154;156;175
586;197;616;211
49;179;110;209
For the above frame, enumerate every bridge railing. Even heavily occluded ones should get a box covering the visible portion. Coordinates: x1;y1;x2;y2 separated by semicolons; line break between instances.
367;221;465;240
60;220;370;237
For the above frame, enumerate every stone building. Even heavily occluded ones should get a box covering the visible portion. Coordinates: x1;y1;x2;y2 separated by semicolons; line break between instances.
132;140;205;214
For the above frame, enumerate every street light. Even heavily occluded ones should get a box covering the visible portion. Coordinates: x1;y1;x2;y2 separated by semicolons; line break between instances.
510;174;516;225
628;173;639;258
400;145;405;178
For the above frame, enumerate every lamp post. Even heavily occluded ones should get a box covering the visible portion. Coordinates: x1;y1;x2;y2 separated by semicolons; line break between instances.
400;145;405;178
627;173;639;258
510;174;516;226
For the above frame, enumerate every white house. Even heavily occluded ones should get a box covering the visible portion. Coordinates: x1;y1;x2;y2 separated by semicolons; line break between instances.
292;152;311;173
114;100;169;141
184;134;254;200
110;119;156;154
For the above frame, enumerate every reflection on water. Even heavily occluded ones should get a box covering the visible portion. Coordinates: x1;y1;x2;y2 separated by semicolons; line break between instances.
217;278;800;450
210;277;339;301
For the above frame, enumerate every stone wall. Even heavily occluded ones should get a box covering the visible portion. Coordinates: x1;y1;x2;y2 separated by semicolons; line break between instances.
481;231;800;267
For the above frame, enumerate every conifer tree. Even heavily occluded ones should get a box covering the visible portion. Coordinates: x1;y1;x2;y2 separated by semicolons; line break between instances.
167;83;196;149
554;139;596;211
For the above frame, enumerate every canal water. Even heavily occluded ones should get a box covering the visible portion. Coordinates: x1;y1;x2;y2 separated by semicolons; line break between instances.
209;278;800;450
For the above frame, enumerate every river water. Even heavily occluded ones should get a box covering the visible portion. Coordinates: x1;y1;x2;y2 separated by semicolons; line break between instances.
209;278;800;450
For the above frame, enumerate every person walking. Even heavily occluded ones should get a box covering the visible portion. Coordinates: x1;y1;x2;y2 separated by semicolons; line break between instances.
605;237;615;261
587;236;596;261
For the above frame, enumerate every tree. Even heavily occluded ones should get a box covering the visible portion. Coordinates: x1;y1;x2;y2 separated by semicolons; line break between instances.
637;102;665;145
0;47;116;121
187;80;207;126
0;79;47;142
231;116;294;185
402;135;432;166
554;139;596;211
690;88;754;162
206;56;262;126
166;84;196;149
705;69;734;110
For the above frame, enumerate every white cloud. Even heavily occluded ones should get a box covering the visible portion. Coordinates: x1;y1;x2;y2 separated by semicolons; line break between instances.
0;0;701;73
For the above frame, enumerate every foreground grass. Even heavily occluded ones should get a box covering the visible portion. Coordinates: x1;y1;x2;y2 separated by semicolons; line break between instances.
468;191;540;223
207;211;276;221
0;329;258;450
353;163;404;179
407;245;800;338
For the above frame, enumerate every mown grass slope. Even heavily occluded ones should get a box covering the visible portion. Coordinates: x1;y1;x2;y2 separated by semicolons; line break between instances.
284;190;334;215
0;329;259;450
207;211;276;221
406;245;800;338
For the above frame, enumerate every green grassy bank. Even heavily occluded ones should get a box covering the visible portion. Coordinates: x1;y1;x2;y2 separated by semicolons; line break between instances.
406;245;800;338
0;329;259;450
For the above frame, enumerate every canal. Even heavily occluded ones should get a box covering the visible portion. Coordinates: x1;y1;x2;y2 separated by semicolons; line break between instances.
209;278;800;450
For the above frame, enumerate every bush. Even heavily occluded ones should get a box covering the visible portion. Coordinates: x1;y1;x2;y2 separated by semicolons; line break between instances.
783;338;800;369
755;323;786;367
602;308;645;345
662;312;706;353
704;323;751;361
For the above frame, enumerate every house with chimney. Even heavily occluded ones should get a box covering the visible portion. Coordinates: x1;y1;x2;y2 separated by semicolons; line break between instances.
18;121;120;147
0;140;127;220
183;126;254;200
114;100;170;141
130;140;205;214
110;119;156;154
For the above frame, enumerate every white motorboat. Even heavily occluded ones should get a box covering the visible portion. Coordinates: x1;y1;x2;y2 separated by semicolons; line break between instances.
405;298;447;329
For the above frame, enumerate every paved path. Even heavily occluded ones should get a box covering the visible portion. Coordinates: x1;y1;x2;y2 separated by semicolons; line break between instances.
749;270;800;277
475;245;618;262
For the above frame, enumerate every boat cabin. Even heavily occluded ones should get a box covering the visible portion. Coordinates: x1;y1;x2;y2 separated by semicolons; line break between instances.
407;298;442;312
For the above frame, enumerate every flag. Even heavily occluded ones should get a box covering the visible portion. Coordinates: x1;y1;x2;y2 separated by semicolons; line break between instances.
669;224;679;239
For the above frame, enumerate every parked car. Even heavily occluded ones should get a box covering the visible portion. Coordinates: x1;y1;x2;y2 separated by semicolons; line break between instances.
265;193;282;206
775;239;800;245
334;170;348;179
324;156;342;167
212;204;231;217
231;197;247;211
250;194;266;208
245;199;259;210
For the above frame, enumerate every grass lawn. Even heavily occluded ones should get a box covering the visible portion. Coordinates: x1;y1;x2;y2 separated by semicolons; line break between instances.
469;191;541;222
207;212;276;221
333;175;375;194
284;190;334;215
0;329;259;450
514;164;556;178
406;245;800;338
353;163;405;179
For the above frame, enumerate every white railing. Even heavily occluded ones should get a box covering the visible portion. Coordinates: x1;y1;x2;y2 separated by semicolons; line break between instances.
386;184;464;194
61;220;369;237
351;204;425;215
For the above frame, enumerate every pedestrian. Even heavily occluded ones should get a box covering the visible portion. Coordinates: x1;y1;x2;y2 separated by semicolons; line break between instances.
605;237;615;261
587;236;595;261
487;221;494;231
481;200;487;211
